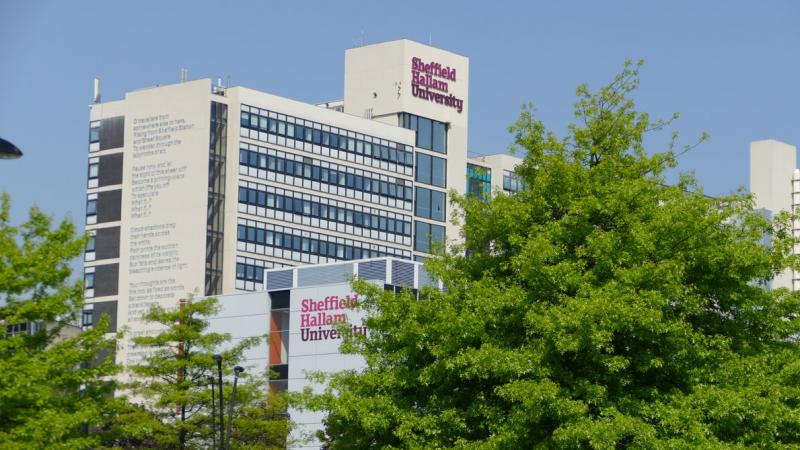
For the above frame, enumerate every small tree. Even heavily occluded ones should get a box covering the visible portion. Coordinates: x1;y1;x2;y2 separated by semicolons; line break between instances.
111;296;289;449
0;193;121;449
311;63;800;448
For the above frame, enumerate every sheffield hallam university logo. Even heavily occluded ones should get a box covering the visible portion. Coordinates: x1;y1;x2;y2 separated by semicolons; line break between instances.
411;57;464;113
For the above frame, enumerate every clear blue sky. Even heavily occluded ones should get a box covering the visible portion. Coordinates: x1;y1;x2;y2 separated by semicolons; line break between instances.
1;0;799;229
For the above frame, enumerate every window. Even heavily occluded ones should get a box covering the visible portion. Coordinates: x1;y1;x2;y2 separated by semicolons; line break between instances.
84;272;95;289
6;322;29;337
236;262;265;284
82;310;93;328
86;235;96;252
467;164;492;201
503;170;523;193
86;198;97;217
400;113;447;153
415;187;445;221
416;153;446;187
89;125;100;144
415;221;445;254
88;161;99;180
432;121;446;152
240;107;413;168
238;148;413;203
236;220;411;262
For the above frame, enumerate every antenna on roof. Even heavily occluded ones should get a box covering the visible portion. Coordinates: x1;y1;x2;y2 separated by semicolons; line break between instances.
92;77;101;103
429;33;432;46
180;68;188;82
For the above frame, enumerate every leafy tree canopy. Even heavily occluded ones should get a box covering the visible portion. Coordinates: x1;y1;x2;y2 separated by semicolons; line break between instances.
310;62;800;449
103;296;290;449
0;193;120;449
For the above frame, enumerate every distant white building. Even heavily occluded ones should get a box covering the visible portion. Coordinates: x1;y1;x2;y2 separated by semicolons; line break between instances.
749;139;799;290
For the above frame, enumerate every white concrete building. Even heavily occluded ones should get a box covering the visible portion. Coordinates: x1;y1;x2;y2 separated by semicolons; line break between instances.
81;39;521;367
749;139;799;290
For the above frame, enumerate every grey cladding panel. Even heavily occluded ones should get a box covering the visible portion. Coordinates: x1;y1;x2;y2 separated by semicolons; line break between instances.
266;270;293;291
94;263;119;297
99;116;124;150
297;264;353;287
92;300;118;332
97;190;121;223
391;261;414;287
358;260;386;281
98;153;123;186
95;226;120;259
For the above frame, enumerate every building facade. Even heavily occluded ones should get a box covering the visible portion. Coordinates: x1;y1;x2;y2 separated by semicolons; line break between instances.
206;257;436;449
749;139;800;290
82;39;521;366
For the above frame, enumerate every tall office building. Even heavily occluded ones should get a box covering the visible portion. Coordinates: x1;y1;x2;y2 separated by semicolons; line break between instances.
749;139;800;290
82;39;521;365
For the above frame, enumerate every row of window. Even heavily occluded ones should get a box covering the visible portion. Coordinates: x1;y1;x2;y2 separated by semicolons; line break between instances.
415;221;446;254
239;148;413;202
240;109;414;167
238;186;412;237
236;262;265;283
415;187;446;222
237;223;409;261
234;256;287;291
415;152;447;188
400;113;447;153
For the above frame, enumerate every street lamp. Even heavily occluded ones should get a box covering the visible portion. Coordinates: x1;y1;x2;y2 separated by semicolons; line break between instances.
214;354;224;450
208;376;216;450
225;366;245;450
0;137;23;159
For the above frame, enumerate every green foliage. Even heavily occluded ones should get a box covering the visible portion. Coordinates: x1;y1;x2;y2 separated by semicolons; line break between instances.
103;295;290;449
309;62;800;448
0;193;121;449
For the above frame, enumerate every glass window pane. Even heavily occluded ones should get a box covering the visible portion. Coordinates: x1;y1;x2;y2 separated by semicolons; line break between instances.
416;188;431;218
88;163;99;179
86;199;97;215
431;224;445;248
417;117;432;149
432;121;446;153
431;190;446;221
89;127;100;143
416;153;432;184
431;156;446;187
415;221;430;253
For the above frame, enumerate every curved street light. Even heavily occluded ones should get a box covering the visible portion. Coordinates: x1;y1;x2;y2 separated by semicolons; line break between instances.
0;137;23;159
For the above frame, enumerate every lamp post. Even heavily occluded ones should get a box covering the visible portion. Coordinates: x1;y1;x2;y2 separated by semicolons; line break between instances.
214;354;224;450
0;138;23;159
225;366;245;450
208;376;216;450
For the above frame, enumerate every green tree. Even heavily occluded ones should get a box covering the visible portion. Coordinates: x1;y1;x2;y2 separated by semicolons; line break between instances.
107;296;289;449
309;62;800;448
0;193;121;449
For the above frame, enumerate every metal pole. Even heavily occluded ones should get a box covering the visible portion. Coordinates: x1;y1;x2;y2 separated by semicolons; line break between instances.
209;376;216;450
214;354;224;450
225;366;244;450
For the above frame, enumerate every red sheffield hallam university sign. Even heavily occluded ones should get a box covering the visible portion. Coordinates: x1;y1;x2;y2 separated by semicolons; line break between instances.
411;57;464;113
